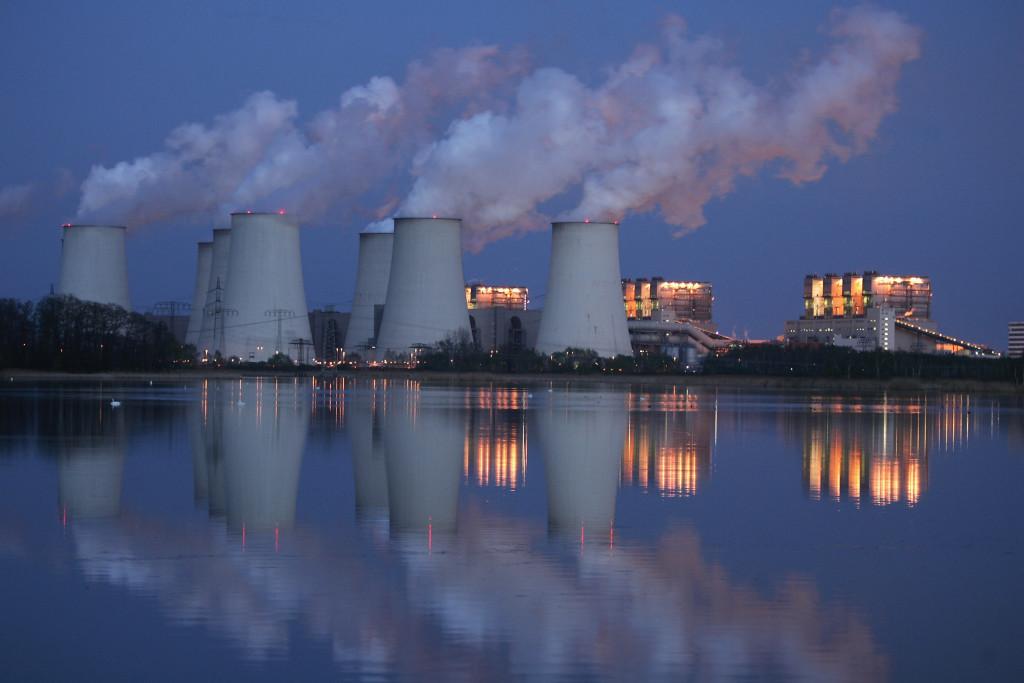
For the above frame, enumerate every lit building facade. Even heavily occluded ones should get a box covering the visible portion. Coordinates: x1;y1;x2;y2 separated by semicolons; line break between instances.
623;278;714;329
1009;322;1024;358
465;284;528;311
785;271;996;356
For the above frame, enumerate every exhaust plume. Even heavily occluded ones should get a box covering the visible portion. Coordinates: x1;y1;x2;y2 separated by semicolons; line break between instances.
77;6;919;248
77;47;526;226
400;6;921;247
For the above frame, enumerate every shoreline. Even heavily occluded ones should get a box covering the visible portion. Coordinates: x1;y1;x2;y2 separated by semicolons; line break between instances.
3;368;1022;394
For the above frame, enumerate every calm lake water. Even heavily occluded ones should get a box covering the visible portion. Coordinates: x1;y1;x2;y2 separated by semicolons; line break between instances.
1;377;1022;681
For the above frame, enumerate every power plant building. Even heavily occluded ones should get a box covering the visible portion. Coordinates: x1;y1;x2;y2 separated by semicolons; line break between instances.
375;217;472;358
786;271;996;356
56;224;131;310
535;221;632;358
1010;322;1024;358
623;278;713;329
466;284;529;311
220;212;313;363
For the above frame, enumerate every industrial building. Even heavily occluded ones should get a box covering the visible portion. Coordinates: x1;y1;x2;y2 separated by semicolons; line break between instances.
220;212;314;363
535;221;633;358
375;217;472;359
785;272;997;356
309;308;350;363
623;278;713;329
56;224;131;310
1009;322;1024;358
466;284;529;311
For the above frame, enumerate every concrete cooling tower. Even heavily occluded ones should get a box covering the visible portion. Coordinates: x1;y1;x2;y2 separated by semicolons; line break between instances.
196;228;231;358
56;224;131;309
375;217;471;358
184;241;213;347
534;391;626;537
343;229;394;353
221;213;313;362
535;221;632;357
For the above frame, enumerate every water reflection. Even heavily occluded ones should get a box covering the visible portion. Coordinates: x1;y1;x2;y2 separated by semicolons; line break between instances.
57;403;125;519
9;380;1020;679
535;391;625;538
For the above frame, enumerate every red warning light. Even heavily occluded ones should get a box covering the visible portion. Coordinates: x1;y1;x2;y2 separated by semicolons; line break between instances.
278;208;286;215
246;210;253;214
62;223;72;228
431;214;438;219
584;218;591;224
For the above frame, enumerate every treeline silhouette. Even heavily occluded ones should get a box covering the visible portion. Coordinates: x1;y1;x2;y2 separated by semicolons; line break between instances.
0;296;190;372
703;345;1024;383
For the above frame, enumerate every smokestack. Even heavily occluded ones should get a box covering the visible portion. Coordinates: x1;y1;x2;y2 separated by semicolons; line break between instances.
196;228;231;358
184;241;213;347
221;213;313;362
535;221;632;357
375;217;471;357
56;224;130;309
343;229;394;353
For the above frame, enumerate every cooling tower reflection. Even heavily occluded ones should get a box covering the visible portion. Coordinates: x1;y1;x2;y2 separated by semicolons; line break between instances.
383;386;464;534
191;378;309;532
534;391;626;537
55;400;126;519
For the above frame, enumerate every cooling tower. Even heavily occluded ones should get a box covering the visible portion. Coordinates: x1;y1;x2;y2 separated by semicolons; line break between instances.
221;213;313;362
196;228;231;358
375;217;471;358
534;391;625;537
56;224;130;309
184;241;213;347
221;379;309;531
535;221;632;357
343;229;394;353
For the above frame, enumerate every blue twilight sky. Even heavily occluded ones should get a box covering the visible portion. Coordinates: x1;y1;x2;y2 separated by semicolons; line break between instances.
0;0;1021;348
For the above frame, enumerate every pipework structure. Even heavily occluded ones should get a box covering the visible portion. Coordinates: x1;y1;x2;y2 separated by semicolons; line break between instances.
343;228;394;353
535;221;632;358
220;212;313;362
623;277;713;328
184;241;213;347
375;217;472;358
56;224;131;310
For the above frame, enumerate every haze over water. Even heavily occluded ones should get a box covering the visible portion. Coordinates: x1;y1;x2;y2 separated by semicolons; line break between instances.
0;378;1022;680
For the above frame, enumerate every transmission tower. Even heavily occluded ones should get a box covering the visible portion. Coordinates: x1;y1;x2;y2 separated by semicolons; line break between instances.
265;309;294;355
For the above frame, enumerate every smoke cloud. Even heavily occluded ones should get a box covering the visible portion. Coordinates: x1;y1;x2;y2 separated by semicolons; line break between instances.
78;6;919;248
77;47;527;226
402;6;921;247
0;183;33;217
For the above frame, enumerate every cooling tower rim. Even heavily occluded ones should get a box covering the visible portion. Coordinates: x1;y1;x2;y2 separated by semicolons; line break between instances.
228;211;294;217
212;227;230;234
393;215;462;223
60;223;127;230
551;220;619;228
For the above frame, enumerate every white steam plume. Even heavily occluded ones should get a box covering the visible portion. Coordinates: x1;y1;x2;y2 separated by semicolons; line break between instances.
400;6;921;248
77;47;526;226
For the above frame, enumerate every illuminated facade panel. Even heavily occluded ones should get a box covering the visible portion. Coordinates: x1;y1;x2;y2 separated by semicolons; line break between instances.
465;284;529;311
622;277;713;327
